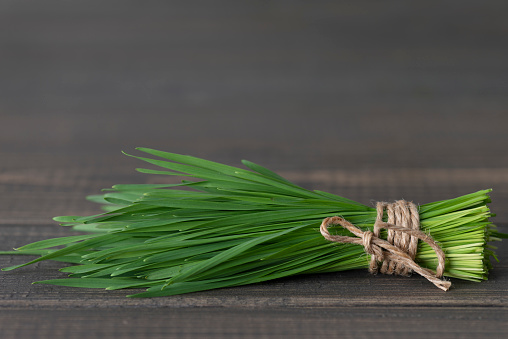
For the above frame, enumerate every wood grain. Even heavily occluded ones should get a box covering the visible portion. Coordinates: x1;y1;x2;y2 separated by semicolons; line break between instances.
1;1;507;338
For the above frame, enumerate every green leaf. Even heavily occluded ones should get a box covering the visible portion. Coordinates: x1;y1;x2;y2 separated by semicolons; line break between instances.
2;148;500;297
16;234;98;250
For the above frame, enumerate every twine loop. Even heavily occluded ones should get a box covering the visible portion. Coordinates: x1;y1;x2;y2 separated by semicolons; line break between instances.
320;200;451;291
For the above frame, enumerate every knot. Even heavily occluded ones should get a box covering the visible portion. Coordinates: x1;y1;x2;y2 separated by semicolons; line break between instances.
320;201;451;291
362;231;374;255
359;230;383;260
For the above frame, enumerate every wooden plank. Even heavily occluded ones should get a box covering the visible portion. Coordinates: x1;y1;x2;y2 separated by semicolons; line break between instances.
1;223;506;308
1;165;507;222
1;307;507;339
1;189;506;338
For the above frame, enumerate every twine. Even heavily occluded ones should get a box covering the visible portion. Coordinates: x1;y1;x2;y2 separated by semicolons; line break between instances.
320;200;451;291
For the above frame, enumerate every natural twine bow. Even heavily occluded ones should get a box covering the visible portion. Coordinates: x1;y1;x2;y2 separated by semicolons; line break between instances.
320;200;451;291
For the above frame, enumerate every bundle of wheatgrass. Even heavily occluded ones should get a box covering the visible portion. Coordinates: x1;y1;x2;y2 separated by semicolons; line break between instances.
2;148;503;297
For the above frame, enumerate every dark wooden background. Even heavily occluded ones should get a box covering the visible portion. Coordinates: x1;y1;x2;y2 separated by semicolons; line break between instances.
1;1;507;338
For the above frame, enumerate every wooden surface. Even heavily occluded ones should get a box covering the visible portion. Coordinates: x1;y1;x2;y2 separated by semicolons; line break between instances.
1;1;507;338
